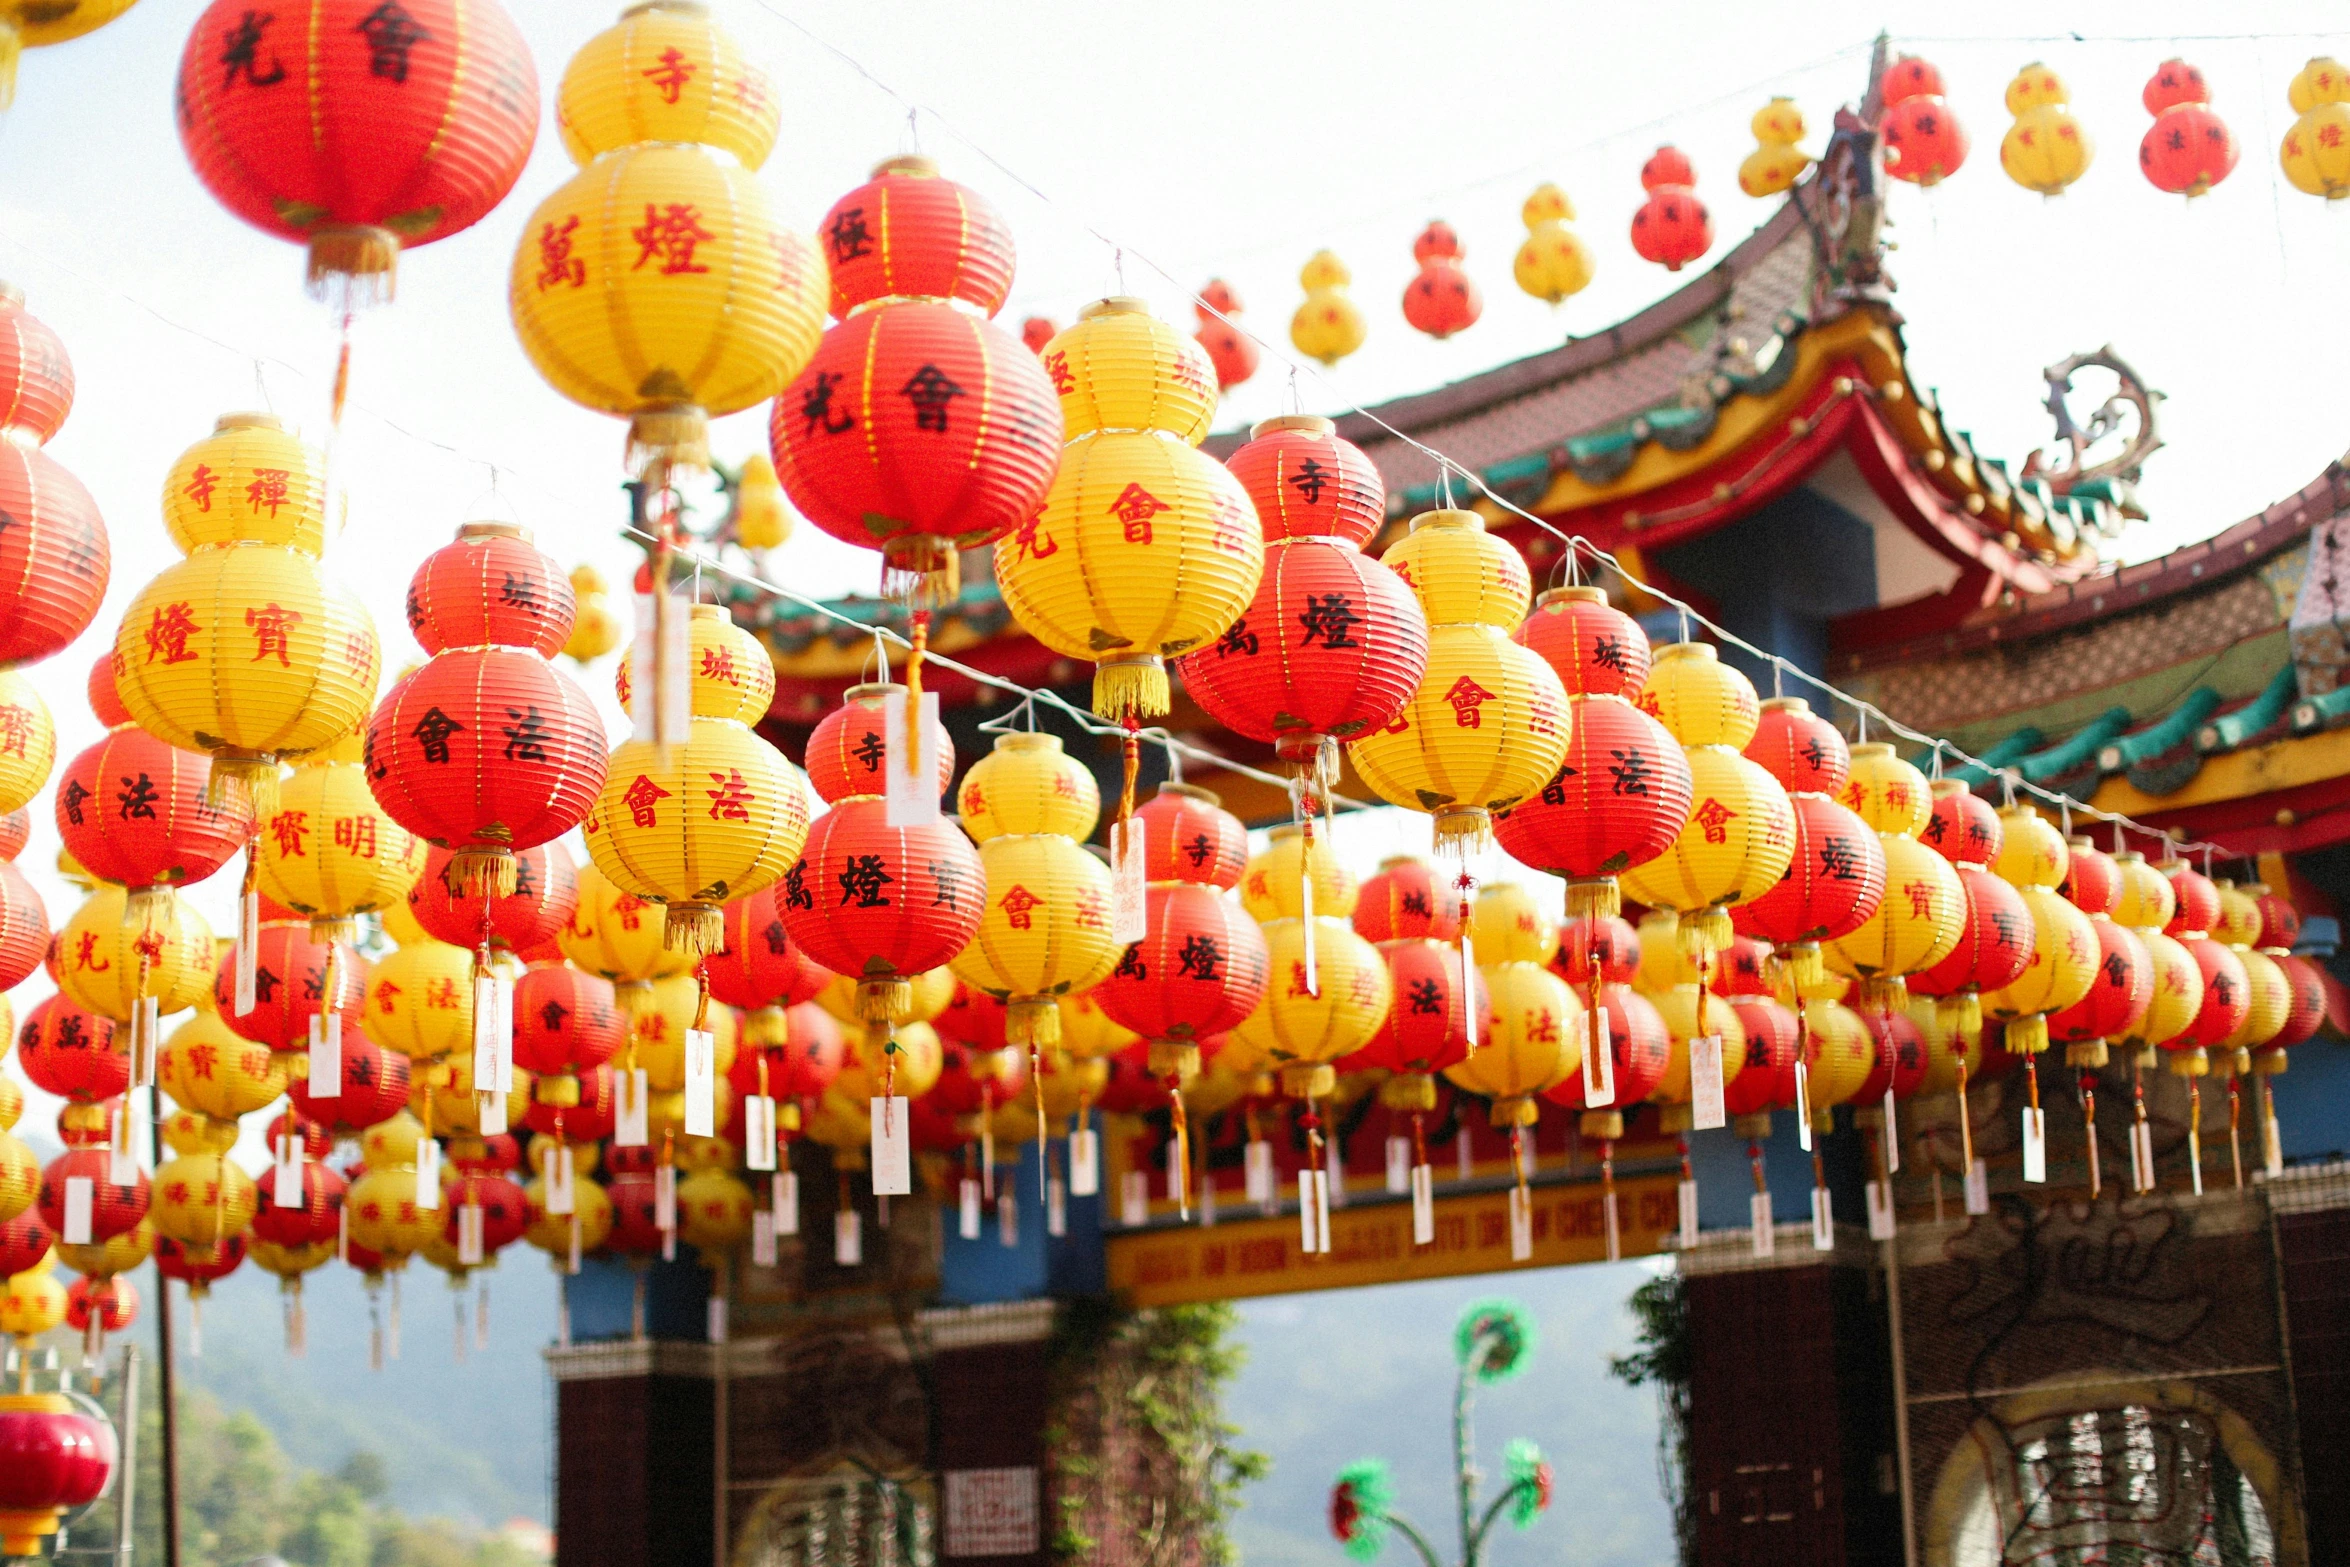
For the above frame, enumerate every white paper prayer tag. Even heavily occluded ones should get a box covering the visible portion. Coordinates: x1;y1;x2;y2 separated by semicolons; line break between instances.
746;1096;777;1171
493;978;514;1089
274;1137;303;1208
236;892;260;1016
653;1165;677;1231
477;1089;508;1137
706;1297;728;1345
548;1146;575;1216
2130;1121;2153;1193
1689;1035;1727;1131
108;1147;137;1189
136;998;160;1086
566;1214;580;1275
1312;1170;1332;1254
1964;1157;1991;1214
62;1176;93;1245
773;1172;798;1237
2021;1107;2047;1185
1070;1128;1100;1197
683;1029;716;1138
1509;1187;1534;1261
1582;1008;1616;1106
1604;1189;1622;1263
1325;1141;1348;1206
629;595;655;743
1882;1089;1901;1174
1109;819;1148;945
1866;1180;1895;1239
415;1140;442;1210
1048;1177;1067;1237
458;1204;485;1266
2189;1130;2204;1196
1299;870;1319;999
1412;1165;1435;1245
614;1069;650;1147
1244;1140;1275;1205
1794;1059;1812;1151
1385;1136;1411;1194
1811;1187;1835;1251
1460;933;1479;1051
632;593;692;746
1121;1170;1150;1228
834;1208;862;1266
870;1097;912;1196
1297;1173;1319;1252
473;974;500;1087
959;1178;982;1240
1750;1193;1776;1256
1457;1135;1475;1182
883;690;944;828
308;1012;342;1097
1678;1178;1700;1248
751;1209;777;1268
997;1192;1018;1248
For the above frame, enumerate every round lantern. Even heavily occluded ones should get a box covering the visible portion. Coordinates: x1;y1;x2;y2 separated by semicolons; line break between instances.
1402;221;1481;339
802;683;956;807
1823;746;1965;1009
0;670;53;816
1193;278;1260;391
2048;916;2154;1065
2001;65;2094;195
781;798;982;1023
2282;56;2350;199
149;1148;257;1254
1630;147;1711;271
704;884;828;1045
1542;981;1669;1136
0;859;47;991
0;295;105;670
1290;250;1367;366
0;1393;114;1562
1232;917;1392;1101
1731;791;1886;985
251;1159;344;1250
14;997;122;1105
1353;856;1461;943
286;1031;412;1139
36;1150;144;1244
410;840;577;955
159;1010;286;1121
955;731;1097;841
261;735;426;938
1240;823;1357;923
1618;706;1796;960
1352;937;1483;1106
56;886;213;1022
1136;783;1248;890
1984;887;2098;1057
949;833;1122;1048
555;0;776;166
211;922;366;1057
559;859;695;1011
54;722;249;895
1882;87;1970;185
1449;961;1579;1130
163;413;328;555
1225;415;1385;547
1496;695;1692;919
361;937;475;1059
1513;183;1595;304
2140;61;2238;197
1094;882;1270;1080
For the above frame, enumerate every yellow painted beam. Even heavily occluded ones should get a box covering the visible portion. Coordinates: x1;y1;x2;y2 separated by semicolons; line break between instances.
2088;725;2350;818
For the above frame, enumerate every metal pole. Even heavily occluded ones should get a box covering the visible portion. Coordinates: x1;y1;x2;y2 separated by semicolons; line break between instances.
712;1257;729;1567
114;1342;139;1567
148;1086;180;1567
1885;1235;1918;1567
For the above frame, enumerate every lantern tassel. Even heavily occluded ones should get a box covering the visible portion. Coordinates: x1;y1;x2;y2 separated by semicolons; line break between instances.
1955;1051;1975;1176
856;977;913;1024
1564;876;1621;921
448;845;520;903
881;534;960;610
305;226;399;310
1094;656;1169;722
662;900;723;954
207;753;281;819
2082;1069;2100;1200
627;404;711;477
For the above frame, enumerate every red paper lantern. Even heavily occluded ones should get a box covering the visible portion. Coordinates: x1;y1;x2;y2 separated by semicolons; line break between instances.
1402;221;1481;340
251;1157;345;1248
780;798;983;1021
2049;919;2153;1049
1021;318;1057;355
156;1234;246;1292
2141;103;2238;197
1354;856;1462;943
820;155;1016;319
510;964;623;1077
1641;147;1697;189
36;1148;145;1242
1724;995;1801;1116
1350;938;1481;1078
1923;781;2001;866
0;1401;113;1551
55;727;249;892
1631;148;1711;270
1855;1007;1930;1102
1494;696;1693;914
212;924;367;1053
445;1171;529;1255
2059;839;2120;916
801;683;955;805
1544;982;1669;1114
175;0;540;298
286;1031;410;1137
1882;93;1969;185
1093;883;1270;1052
2270;954;2328;1050
1732;793;1885;952
2253;888;2302;952
405;524;573;658
1552;915;1640;986
1911;864;2034;1014
262;1110;328;1164
726;1003;842;1121
0;807;28;861
602;1171;663;1256
2163;862;2222;935
0;1210;52;1275
933;982;1010;1054
706;884;830;1023
1224;416;1385;547
1194;278;1260;391
86;653;127;729
1515;587;1650;701
0;860;48;990
1176;539;1428;762
2171;934;2250;1052
1883;56;1946;104
409;840;577;953
0;284;72;443
2143;58;2211;114
1712;936;1775;996
15;997;122;1103
1134;784;1247;890
770;299;1061;586
66;1274;137;1335
526;1061;620;1143
0;441;107;669
1746;697;1849;796
924;1037;1029;1120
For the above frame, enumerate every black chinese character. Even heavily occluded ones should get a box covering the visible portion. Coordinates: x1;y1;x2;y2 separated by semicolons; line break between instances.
60;779;89;827
798;370;854;439
1215;617;1259;658
116;773;160;821
1114;945;1147;981
850;729;884;774
783;862;814;912
826;207;873;263
356;2;430;84
1407;978;1442;1015
1183;832;1212;868
539;1000;570;1033
411;706;464;764
1590;634;1631;675
929;860;963;911
899;364;964;433
1289;457;1329;507
762;920;789;956
499;572;540;616
1297;592;1360;649
838;854;894;908
1176;934;1222;981
501;705;549;764
1606;747;1654;797
219;10;287;89
1818;836;1863;882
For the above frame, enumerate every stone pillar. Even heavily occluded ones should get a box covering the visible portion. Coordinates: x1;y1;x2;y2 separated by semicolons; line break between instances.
547;1340;717;1567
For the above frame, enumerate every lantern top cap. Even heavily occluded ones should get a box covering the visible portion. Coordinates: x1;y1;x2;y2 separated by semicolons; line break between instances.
1248;414;1335;439
1850;741;1896;759
1080;296;1154;321
1156;782;1222;806
690;604;725;622
621;0;707;17
1652;640;1717;665
871;154;940;179
1407;508;1484;533
2067;835;2098;850
457;520;530;543
1266;823;1308;843
989;731;1064;754
215;412;285;434
1534;585;1607;607
2115;850;2146;864
1758;696;1811;714
842;681;903;705
1930;778;1974;800
1377;854;1429;870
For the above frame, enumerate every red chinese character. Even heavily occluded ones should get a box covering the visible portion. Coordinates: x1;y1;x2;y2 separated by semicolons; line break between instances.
1903;879;1934;919
535;215;585;291
72;931;109;971
247;602;302;665
146;602;200;665
344;631;374;676
1443;675;1494;728
624;776;671;828
333;815;377;859
186;1043;219;1080
1209;492;1250;553
1010;514;1057;562
732;67;770;113
1072;889;1106;930
1883;780;1912;817
427;977;459;1009
269;809;310;858
699;646;738;685
246;468;290;517
632;202;715;275
375;980;401;1014
1042;349;1074;395
614;895;648;931
0;705;29;758
1692;797;1736;845
706;769;754;822
1287;960;1314;997
183;464;217;512
641;44;695;104
998;884;1042;930
1108;482;1171;544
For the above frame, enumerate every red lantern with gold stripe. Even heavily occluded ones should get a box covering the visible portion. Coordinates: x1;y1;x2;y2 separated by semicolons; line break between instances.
1856;1007;1930;1102
2270;954;2328;1051
1921;780;2001;866
1350;937;1482;1081
1494;694;1692;918
1745;697;1848;796
0;437;107;670
1094;883;1270;1070
286;1032;409;1138
0;859;48;990
801;683;955;806
525;1061;617;1143
1909;865;2033;1034
707;883;831;1053
2059;837;2120;915
510;964;622;1077
1543;982;1670;1117
1225;415;1383;547
408;840;577;954
174;0;541;300
405;525;573;657
15;997;122;1103
2049;917;2153;1052
251;1158;344;1248
37;1147;144;1242
1135;783;1246;889
1515;586;1649;701
212;923;367;1053
156;1234;246;1293
1552;914;1640;987
1723;995;1801;1118
779;797;983;1023
725;1002;841;1114
1176;539;1427;762
54;726;249;893
1731;792;1886;974
1353;856;1461;943
820;155;1016;318
0;283;71;444
2163;860;2222;937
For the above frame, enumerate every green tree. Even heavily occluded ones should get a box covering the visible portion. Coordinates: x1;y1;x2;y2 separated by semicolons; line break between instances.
1606;1271;1693;1567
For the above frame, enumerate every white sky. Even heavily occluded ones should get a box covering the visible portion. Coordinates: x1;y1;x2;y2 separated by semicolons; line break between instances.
3;0;2349;1149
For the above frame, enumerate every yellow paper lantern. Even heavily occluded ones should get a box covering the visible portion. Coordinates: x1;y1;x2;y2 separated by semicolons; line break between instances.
360;1109;426;1170
949;833;1122;1045
2002;99;2094;196
159;1010;285;1120
1840;743;1931;836
56;885;213;1021
1057;990;1139;1060
611;604;775;726
565;566;627;665
1739;98;1813;197
249;1237;335;1287
159;1108;237;1156
957;732;1100;841
260;744;425;938
556;0;779;170
0;1132;33;1226
1639;642;1759;749
1992;807;2068;890
818;965;953;1029
1470;883;1558;966
677;1167;753;1258
1646;984;1747;1126
526;1171;613;1258
1239;823;1357;923
1043;298;1219;448
832;1018;942;1103
1984;886;2097;1054
0;668;53;816
1907;997;1962;1096
2211;880;2264;948
362;938;476;1058
345;1168;443;1259
1801;997;1875;1131
0;1263;65;1341
54;1219;151;1283
995;425;1264;720
2224;947;2291;1056
635;973;740;1089
733;453;792;552
1230;917;1391;1096
150;1152;257;1250
2123;927;2201;1055
162;413;330;555
0;0;136;106
1825;833;1964;1005
409;1049;534;1136
560;859;697;1005
1446;961;1579;1123
1513;183;1595;304
1635;909;1701;994
1618;745;1795;952
1290;250;1366;366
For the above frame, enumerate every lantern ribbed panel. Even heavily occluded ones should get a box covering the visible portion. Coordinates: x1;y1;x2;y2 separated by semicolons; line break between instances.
0;803;28;860
1233;918;1391;1068
704;884;825;1012
1240;825;1356;922
555;3;777;169
250;1160;344;1248
1798;1000;1873;1119
770;302;1061;555
2169;933;2249;1052
37;1150;144;1242
406;527;574;656
2162;862;2221;935
2050;919;2154;1044
1825;834;1965;981
1175;538;1428;754
1042;304;1218;445
2211;883;2264;947
634;974;737;1091
1350;625;1566;820
1923;779;2002;864
819;157;1017;317
994;430;1264;662
2122;930;2202;1050
1854;1008;1929;1102
1639;642;1757;748
0;1137;33;1226
587;719;807;912
804;684;954;805
1722;995;1799;1115
1714;936;1775;995
1630;187;1711;270
1746;698;1848;794
2270;954;2328;1049
2253;887;2302;950
511;964;622;1076
1352;938;1480;1076
0;669;53;814
361;939;474;1058
1515;587;1649;700
1985;886;2098;1025
345;1168;442;1258
1911;863;2034;998
410;840;574;952
210;924;366;1052
1352;856;1460;942
932;983;1010;1054
1135;785;1246;889
2223;948;2291;1051
58;889;211;1020
16;995;121;1102
176;0;539;251
1839;744;1932;836
162;415;327;555
781;800;982;987
948;833;1122;1002
55;727;247;889
510;144;826;423
1472;883;1557;965
2112;853;2177;930
0;443;106;668
1731;793;1885;945
0;287;70;441
1618;747;1795;916
2061;839;2122;916
261;757;424;925
1545;983;1667;1112
1092;883;1268;1043
1449;962;1578;1107
1992;808;2068;889
369;647;607;855
0;861;46;990
1380;512;1529;629
956;733;1099;840
612;607;772;724
1494;696;1691;880
117;545;378;761
1226;417;1384;546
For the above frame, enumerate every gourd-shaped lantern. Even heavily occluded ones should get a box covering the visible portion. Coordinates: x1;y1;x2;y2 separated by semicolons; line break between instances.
771;155;1061;620
1739;98;1812;197
56;886;212;1120
564;565;625;666
1177;416;1425;809
1981;808;2095;1180
262;726;425;944
1630;146;1712;271
115;414;379;811
2140;60;2238;198
1728;695;1882;994
999;298;1264;722
1908;782;2032;1045
586;605;804;953
148;1108;257;1263
2043;835;2150;1194
1824;744;1964;1011
1193;278;1259;390
1881;55;1969;186
1290;250;1366;366
1402;221;1481;339
1352;510;1567;853
0;284;108;672
2001;63;2094;196
1513;183;1594;304
512;1;823;475
1450;959;1579;1196
2158;859;2246;1191
177;0;539;307
2281;57;2350;200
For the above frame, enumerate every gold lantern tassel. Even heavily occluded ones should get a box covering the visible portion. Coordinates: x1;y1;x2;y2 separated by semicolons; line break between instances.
208;752;281;819
1095;655;1170;722
2227;1076;2243;1191
306;228;399;311
628;406;711;478
449;844;520;903
1786;941;1824;992
1565;876;1620;921
663;900;724;955
1168;1081;1191;1220
903;609;929;781
882;535;959;611
856;976;913;1024
2188;1079;2204;1194
1954;1049;1975;1177
2081;1068;2100;1199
